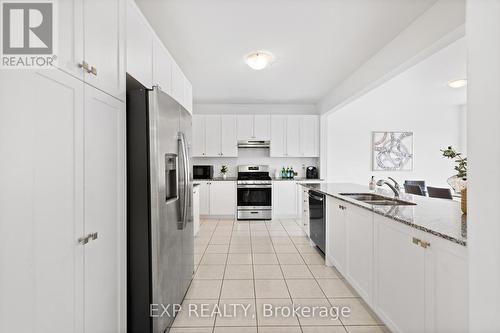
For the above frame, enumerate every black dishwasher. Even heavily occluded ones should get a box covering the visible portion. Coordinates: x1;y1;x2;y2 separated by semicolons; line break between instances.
309;190;326;253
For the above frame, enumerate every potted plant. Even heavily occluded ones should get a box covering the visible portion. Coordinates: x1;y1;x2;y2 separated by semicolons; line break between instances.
220;165;228;180
441;146;467;214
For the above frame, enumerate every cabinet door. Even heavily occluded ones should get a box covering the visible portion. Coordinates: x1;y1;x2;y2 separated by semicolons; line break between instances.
329;198;346;273
254;115;271;140
184;78;193;113
0;70;84;333
84;0;126;100
345;203;374;302
300;115;319;157
204;115;221;157
84;85;126;333
301;188;310;235
270;115;286;157
286;116;301;157
374;215;425;333
153;37;172;94
192;115;205;157
273;181;298;217
56;0;84;80
220;115;237;157
199;182;210;215
425;237;468;333
127;0;153;88
237;115;254;140
171;61;184;105
209;182;236;216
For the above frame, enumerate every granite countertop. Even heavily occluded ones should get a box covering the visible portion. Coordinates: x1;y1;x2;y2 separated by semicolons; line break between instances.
193;177;237;182
272;178;324;182
301;183;467;246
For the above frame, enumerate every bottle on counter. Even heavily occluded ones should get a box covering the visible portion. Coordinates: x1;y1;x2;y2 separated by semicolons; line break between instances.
290;167;295;179
281;167;286;179
369;176;376;191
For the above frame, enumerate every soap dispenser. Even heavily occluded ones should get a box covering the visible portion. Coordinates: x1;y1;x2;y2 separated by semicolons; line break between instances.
369;176;376;191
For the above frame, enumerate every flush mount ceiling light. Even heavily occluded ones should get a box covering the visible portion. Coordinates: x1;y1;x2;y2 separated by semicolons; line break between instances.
447;79;467;88
245;51;275;70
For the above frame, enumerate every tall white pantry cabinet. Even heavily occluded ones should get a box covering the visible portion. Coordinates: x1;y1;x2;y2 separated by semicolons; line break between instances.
0;0;126;332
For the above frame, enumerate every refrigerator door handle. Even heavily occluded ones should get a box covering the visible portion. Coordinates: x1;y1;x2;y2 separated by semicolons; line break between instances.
179;132;190;229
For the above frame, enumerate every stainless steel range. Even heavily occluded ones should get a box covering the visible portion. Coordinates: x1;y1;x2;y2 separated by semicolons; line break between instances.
237;165;272;220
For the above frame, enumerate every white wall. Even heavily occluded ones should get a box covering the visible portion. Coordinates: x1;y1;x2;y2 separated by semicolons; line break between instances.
325;38;466;187
194;103;317;115
319;0;465;114
193;148;318;179
467;0;500;331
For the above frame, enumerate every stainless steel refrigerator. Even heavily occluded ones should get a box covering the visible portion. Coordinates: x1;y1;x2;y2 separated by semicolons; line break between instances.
127;85;194;333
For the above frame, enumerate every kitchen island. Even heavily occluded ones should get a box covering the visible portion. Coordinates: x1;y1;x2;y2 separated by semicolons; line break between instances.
300;182;468;333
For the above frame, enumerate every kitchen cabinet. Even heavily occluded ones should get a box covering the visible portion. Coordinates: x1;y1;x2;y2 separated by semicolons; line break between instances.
127;0;153;89
325;208;468;333
220;115;238;157
193;186;200;236
205;115;222;157
209;182;237;216
254;115;271;140
237;114;271;140
192;115;237;157
373;215;427;333
300;115;319;157
84;0;126;100
273;181;298;217
286;116;301;156
153;37;172;94
270;115;287;157
198;182;210;215
171;61;184;107
0;70;125;333
83;84;126;333
270;115;319;157
184;79;193;113
192;115;206;157
57;0;125;100
327;198;347;273
301;187;310;236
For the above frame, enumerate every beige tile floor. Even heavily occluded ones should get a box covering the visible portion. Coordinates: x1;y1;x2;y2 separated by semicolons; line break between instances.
170;218;389;333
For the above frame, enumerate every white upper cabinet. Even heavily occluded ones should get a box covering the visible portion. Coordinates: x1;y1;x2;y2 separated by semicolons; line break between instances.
171;61;185;106
237;115;254;140
153;37;172;94
220;115;238;157
300;115;319;157
192;115;206;157
253;115;271;140
56;0;84;80
286;116;301;157
270;115;287;157
204;115;222;157
184;79;193;113
84;0;126;100
127;0;153;89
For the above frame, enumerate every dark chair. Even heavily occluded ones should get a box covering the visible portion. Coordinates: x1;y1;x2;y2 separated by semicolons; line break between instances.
404;184;424;196
427;186;453;199
404;180;427;196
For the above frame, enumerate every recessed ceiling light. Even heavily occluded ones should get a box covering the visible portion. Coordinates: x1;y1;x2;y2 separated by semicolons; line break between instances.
245;51;275;70
448;79;467;88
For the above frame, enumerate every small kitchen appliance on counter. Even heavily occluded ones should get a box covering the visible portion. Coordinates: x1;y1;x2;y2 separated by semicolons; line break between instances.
193;165;214;179
306;166;319;179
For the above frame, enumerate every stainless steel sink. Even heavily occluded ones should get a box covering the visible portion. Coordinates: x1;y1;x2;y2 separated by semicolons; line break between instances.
339;193;416;206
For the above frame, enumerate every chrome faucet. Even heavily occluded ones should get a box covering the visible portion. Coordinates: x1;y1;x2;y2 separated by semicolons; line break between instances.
388;177;400;190
376;179;401;197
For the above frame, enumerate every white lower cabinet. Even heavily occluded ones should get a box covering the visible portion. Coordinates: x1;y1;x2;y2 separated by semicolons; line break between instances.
273;181;298;218
300;187;310;235
198;181;236;217
326;197;468;333
0;70;125;333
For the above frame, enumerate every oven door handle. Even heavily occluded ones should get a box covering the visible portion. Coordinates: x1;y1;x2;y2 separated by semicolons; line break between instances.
237;184;272;188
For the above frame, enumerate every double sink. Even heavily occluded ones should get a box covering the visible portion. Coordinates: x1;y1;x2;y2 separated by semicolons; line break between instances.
339;193;416;206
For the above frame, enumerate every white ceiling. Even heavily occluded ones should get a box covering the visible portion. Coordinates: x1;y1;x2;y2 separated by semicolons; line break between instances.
136;0;437;104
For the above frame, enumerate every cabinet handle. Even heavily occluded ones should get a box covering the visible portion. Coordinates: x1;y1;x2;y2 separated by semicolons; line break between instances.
78;235;90;245
90;65;97;76
89;232;98;241
420;240;430;248
412;237;421;246
78;61;89;72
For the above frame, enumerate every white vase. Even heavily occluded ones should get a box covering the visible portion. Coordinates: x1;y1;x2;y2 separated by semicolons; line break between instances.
447;175;467;193
221;173;227;180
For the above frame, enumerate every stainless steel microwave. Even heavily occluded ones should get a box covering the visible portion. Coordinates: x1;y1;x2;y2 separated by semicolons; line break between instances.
193;165;214;179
